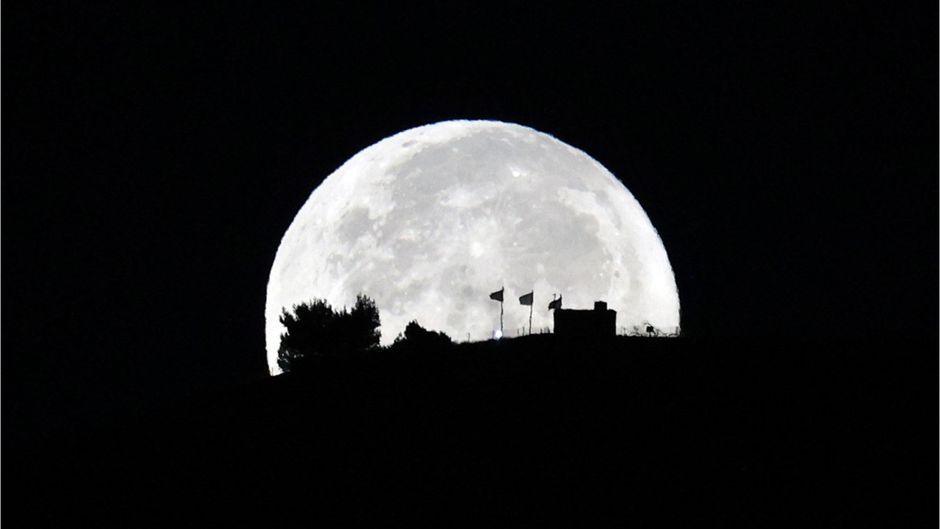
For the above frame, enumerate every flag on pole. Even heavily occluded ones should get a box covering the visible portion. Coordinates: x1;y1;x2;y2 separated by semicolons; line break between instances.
519;291;533;306
548;295;562;310
490;286;505;334
520;291;534;336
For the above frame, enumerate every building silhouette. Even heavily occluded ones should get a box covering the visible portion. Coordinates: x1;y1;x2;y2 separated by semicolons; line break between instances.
553;301;617;338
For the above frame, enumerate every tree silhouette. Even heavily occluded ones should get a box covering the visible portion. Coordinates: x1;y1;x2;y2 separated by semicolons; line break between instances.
277;295;381;373
347;294;381;351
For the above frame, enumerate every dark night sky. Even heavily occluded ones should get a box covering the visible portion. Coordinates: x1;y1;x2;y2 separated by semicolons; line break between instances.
4;3;937;435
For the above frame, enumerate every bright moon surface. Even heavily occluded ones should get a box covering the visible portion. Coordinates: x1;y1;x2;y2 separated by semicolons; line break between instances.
265;120;680;374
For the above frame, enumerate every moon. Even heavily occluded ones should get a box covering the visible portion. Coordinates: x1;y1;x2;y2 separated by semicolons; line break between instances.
265;120;679;374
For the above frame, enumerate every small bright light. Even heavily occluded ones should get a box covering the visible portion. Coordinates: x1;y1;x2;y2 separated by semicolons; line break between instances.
493;329;503;339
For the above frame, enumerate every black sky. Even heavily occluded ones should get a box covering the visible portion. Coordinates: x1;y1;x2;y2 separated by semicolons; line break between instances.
4;3;937;435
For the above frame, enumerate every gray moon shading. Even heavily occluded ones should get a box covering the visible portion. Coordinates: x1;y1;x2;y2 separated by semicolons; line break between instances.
265;120;680;374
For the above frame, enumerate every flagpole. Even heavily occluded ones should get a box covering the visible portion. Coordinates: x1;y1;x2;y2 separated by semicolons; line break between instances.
490;286;505;337
528;302;533;335
500;300;504;334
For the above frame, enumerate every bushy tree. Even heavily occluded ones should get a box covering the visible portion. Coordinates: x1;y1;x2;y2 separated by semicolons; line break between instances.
277;295;381;373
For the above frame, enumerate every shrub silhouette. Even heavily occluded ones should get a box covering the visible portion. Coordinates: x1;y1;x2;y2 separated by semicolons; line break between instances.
392;320;454;351
277;294;381;373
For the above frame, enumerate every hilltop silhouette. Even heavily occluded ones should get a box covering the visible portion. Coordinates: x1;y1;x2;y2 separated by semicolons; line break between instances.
8;294;931;525
16;332;930;526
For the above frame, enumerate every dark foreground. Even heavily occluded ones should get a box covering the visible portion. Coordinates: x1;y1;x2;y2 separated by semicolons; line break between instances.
10;336;934;525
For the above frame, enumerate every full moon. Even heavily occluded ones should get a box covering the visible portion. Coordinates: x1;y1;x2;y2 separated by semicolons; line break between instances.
265;120;679;374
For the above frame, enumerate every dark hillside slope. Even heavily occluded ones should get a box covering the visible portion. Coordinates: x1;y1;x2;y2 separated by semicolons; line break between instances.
14;336;931;525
